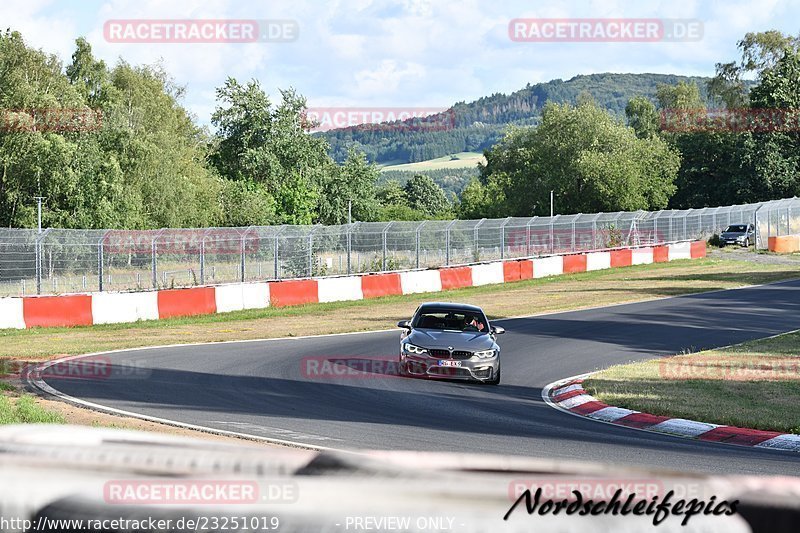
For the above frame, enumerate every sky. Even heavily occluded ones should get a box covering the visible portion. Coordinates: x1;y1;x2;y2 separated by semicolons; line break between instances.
3;0;799;126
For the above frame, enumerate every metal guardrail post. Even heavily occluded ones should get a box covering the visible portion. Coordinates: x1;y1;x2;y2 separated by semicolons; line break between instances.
273;225;286;280
382;222;394;271
240;226;254;283
34;228;51;295
753;205;763;248
571;216;578;252
444;220;456;266
787;207;791;235
683;210;689;241
549;215;560;254
473;218;486;261
151;229;165;289
415;221;426;269
500;217;511;259
97;231;108;291
346;223;353;275
307;225;320;277
525;217;536;257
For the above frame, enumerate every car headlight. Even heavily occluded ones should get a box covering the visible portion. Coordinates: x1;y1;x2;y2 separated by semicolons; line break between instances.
403;343;427;355
474;349;496;359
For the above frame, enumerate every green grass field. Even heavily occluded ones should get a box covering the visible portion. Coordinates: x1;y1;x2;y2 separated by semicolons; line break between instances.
379;152;485;172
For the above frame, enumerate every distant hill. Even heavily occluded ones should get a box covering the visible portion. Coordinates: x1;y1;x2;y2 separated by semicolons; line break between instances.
321;73;714;165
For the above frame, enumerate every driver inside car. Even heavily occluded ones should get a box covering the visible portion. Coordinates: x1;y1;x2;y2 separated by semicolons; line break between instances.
464;314;485;332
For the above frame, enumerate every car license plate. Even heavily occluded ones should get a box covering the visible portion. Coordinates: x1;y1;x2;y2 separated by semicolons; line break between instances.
439;360;462;367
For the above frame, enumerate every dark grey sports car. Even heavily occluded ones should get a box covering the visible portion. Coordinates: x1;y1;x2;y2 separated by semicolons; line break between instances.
397;302;503;384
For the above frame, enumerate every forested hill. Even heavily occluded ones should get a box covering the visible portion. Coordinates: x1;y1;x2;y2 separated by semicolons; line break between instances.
321;73;712;164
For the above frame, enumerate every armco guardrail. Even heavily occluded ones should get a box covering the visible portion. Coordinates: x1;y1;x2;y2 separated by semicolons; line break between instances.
2;197;792;297
0;241;705;330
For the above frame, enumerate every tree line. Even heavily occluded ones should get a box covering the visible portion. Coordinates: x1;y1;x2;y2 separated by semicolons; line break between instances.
0;31;455;229
3;29;800;229
321;73;714;164
460;31;800;217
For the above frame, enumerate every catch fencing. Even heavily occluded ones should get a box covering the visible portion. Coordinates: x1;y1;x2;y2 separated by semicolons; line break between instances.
0;197;795;296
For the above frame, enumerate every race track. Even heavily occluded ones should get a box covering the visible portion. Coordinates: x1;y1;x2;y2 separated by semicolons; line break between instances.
38;279;800;476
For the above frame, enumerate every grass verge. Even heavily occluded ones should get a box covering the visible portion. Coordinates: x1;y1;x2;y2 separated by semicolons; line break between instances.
0;394;65;424
584;330;800;434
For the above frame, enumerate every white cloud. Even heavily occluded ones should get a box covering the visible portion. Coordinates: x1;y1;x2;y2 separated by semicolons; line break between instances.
3;0;799;125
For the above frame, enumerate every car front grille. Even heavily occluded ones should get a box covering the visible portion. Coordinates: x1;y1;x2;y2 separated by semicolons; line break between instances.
428;367;471;377
427;349;473;360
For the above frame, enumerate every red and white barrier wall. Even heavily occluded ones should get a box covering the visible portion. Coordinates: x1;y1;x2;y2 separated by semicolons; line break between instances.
0;241;706;330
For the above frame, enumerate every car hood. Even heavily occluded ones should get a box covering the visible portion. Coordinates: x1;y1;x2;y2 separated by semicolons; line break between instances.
407;329;496;351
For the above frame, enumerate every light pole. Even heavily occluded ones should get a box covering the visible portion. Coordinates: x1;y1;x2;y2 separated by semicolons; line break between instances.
34;196;46;233
550;190;554;218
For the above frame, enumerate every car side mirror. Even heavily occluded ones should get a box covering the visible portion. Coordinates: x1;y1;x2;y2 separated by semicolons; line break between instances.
397;320;412;330
491;326;505;335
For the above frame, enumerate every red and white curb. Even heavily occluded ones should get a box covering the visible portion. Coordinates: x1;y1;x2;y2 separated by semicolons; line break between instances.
543;375;800;453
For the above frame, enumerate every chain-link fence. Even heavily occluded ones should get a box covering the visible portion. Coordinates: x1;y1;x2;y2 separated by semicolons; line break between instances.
0;197;796;297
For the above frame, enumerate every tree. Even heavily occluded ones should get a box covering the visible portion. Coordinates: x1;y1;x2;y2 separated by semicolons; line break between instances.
210;79;334;225
709;31;800;107
478;101;680;216
376;179;406;207
317;147;380;224
403;174;451;217
656;81;704;110
625;96;660;139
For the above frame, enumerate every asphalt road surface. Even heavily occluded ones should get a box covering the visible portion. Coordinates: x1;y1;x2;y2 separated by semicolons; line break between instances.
40;278;800;477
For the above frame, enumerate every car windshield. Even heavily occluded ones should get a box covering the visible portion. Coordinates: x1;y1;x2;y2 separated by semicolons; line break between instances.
414;310;488;332
724;225;748;232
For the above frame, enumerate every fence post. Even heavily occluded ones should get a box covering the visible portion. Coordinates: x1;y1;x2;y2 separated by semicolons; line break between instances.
500;217;511;259
787;207;791;235
473;219;486;261
151;229;164;289
35;238;41;295
382;222;393;271
571;217;577;252
445;220;456;266
683;212;688;240
346;224;352;275
240;232;246;283
525;218;534;257
200;237;205;285
415;221;426;269
308;231;314;277
97;232;107;292
152;237;157;288
34;228;54;295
